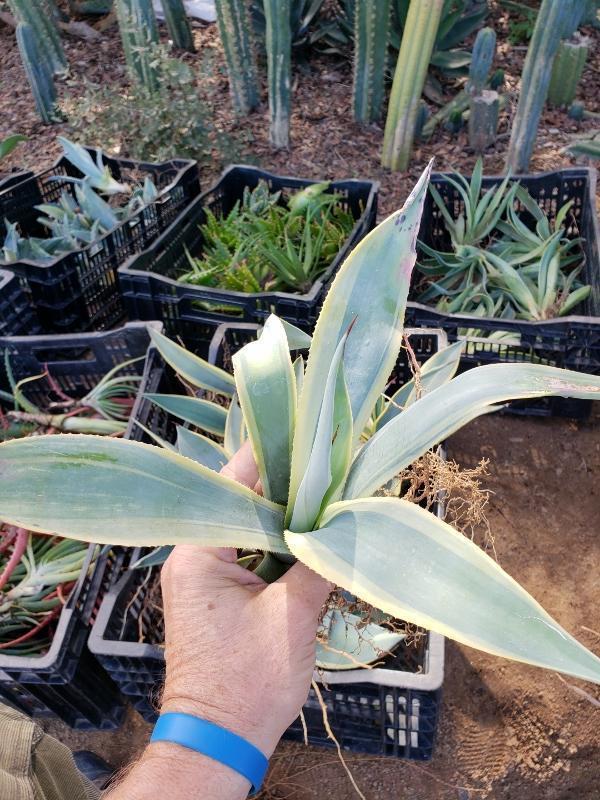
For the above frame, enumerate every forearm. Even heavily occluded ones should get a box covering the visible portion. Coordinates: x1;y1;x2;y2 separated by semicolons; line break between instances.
103;742;250;800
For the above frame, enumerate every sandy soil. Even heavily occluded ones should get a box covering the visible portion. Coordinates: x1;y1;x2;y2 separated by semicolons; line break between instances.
2;2;599;798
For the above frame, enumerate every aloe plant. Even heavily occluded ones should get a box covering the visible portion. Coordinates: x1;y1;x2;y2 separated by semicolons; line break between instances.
214;0;260;115
382;0;444;171
2;165;600;685
352;0;391;123
506;0;579;173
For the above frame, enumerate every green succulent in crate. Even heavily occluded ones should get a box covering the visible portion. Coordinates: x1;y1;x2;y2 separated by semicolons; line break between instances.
2;165;600;684
0;351;144;653
415;160;591;323
1;138;158;265
178;181;355;294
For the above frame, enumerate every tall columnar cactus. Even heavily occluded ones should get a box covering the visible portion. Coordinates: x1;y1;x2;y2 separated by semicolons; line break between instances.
16;22;59;124
547;35;589;107
505;0;579;174
115;0;160;92
467;27;498;154
264;0;292;149
468;27;496;95
382;0;444;171
352;0;391;124
8;0;67;75
214;0;259;116
161;0;195;52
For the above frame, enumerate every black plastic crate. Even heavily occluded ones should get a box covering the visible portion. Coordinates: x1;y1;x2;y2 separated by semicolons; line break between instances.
0;170;33;193
0;148;200;334
90;323;445;758
0;268;40;336
0;322;160;729
118;164;378;332
406;167;600;419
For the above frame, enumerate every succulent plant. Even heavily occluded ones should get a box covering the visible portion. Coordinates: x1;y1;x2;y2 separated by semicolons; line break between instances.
15;23;60;125
8;0;67;76
115;0;160;91
2;165;600;686
161;0;195;52
214;0;260;116
352;0;391;123
382;0;445;171
264;0;292;148
506;0;580;173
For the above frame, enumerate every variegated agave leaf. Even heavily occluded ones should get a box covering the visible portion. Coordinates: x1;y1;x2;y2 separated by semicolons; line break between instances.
1;163;600;684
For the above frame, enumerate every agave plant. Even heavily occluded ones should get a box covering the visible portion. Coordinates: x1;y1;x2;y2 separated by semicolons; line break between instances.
1;138;158;265
1;165;600;684
415;160;591;322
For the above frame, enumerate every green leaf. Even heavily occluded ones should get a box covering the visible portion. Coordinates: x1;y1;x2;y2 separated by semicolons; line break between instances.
0;134;27;161
131;546;173;569
0;435;288;552
232;315;296;505
224;395;245;456
145;393;227;437
286;498;600;684
287;162;433;516
149;328;235;396
316;609;405;670
289;329;352;532
279;319;312;350
377;338;463;427
345;363;600;499
176;426;228;471
293;355;305;401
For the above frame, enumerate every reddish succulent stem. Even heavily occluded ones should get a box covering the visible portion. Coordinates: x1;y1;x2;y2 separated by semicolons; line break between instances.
0;604;62;650
0;527;17;555
0;528;28;591
43;366;75;404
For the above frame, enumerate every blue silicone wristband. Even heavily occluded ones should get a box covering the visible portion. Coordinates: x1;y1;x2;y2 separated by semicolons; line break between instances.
150;712;268;795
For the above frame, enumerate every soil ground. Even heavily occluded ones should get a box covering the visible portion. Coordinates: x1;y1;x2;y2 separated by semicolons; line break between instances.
1;2;600;798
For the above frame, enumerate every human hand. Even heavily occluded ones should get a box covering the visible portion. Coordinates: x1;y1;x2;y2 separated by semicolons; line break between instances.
159;442;332;758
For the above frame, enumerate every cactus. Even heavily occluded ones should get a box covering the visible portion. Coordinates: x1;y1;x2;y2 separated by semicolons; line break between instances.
16;23;60;124
115;0;160;91
547;35;589;108
382;0;444;170
214;0;259;116
506;0;580;174
467;27;498;153
469;90;499;154
568;101;600;122
468;27;496;95
161;0;195;52
264;0;292;149
352;0;391;123
8;0;67;75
